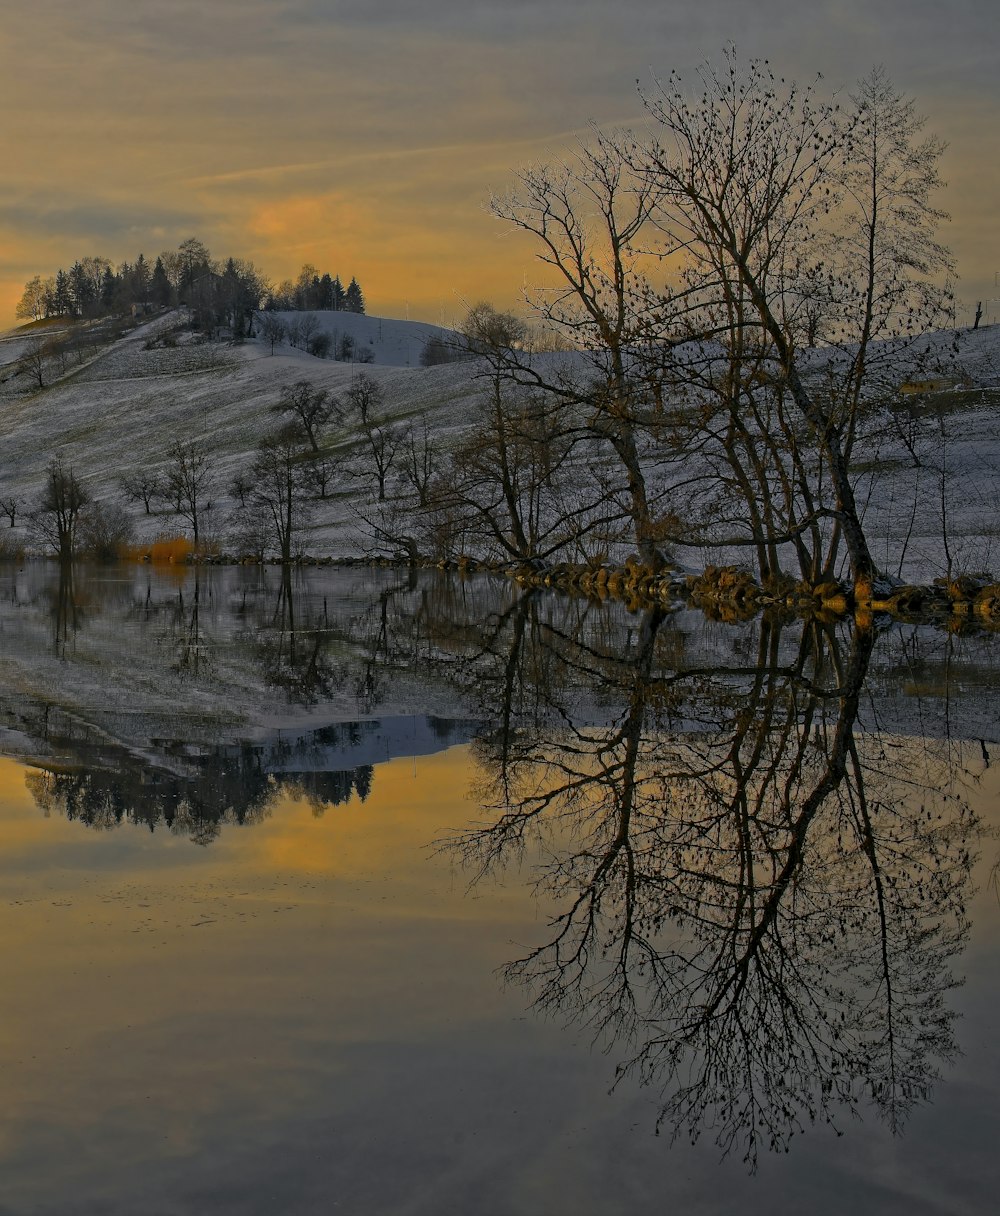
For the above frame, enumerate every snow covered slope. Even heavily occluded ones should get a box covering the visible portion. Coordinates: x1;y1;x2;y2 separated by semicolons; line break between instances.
261;309;456;368
0;308;484;557
1;310;999;580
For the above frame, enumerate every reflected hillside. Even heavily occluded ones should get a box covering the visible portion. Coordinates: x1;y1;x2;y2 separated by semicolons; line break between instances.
1;562;998;857
1;562;489;837
19;715;477;844
24;736;375;846
2;561;997;1161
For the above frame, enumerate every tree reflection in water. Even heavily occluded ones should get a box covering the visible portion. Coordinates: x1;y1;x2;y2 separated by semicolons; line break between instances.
25;740;375;845
446;603;980;1168
4;564;989;1163
251;569;342;705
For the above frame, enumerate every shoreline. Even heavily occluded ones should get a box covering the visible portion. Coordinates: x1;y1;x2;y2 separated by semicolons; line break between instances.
12;551;999;631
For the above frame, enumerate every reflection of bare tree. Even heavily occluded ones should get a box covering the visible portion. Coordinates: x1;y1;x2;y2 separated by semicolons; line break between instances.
447;614;979;1168
254;570;343;705
170;574;206;675
48;562;84;658
347;568;419;714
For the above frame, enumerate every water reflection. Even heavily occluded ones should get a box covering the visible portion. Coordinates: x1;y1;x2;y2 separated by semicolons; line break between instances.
0;561;996;1178
48;561;84;657
17;713;481;844
25;735;375;845
444;605;984;1167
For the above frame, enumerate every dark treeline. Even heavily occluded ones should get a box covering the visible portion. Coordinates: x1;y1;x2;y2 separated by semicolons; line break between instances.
15;237;365;333
266;263;365;314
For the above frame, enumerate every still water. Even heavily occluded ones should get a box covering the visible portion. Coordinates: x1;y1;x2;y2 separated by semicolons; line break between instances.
0;562;997;1214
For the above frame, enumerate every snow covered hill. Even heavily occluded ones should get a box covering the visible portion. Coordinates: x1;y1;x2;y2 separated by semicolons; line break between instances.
259;309;456;368
0;308;999;581
0;308;485;558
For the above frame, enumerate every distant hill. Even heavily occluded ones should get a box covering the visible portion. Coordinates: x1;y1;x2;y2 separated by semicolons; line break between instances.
258;310;458;368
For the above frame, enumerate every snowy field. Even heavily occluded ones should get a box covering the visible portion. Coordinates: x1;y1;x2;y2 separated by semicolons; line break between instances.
1;308;999;583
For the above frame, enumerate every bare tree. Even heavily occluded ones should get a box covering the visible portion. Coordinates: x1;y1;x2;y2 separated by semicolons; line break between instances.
119;469;163;515
257;312;287;354
489;145;678;569
635;54;953;589
437;303;620;564
229;469;254;511
165;440;213;548
489;55;954;591
273;380;337;454
15;275;46;321
305;453;338;500
239;426;313;563
19;338;53;389
298;314;321;352
345;373;399;502
398;413;438;508
33;458;90;561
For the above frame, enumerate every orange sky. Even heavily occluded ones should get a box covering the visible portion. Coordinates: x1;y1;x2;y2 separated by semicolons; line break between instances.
1;2;996;329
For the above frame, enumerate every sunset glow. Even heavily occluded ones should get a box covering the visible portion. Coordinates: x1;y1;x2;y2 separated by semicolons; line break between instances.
1;1;995;329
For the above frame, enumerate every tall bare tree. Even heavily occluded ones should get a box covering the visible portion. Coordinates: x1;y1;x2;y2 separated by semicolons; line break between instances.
489;54;954;592
637;54;953;589
345;373;399;502
490;141;676;568
165;440;213;549
240;426;313;563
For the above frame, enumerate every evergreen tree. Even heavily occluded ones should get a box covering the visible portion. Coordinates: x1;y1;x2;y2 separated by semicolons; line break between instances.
344;276;365;314
53;269;74;317
150;256;172;307
100;266;117;311
70;261;95;316
133;253;150;304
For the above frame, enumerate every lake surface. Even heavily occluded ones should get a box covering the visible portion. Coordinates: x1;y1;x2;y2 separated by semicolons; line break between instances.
0;562;998;1215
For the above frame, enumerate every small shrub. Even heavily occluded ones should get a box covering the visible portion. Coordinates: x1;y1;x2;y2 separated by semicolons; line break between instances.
419;336;464;366
308;331;332;358
0;532;25;562
78;500;136;563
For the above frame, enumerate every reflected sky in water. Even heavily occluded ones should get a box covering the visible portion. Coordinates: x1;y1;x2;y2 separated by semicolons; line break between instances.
0;563;998;1214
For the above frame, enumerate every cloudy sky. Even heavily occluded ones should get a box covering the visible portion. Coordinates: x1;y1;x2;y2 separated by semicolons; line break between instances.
1;0;996;327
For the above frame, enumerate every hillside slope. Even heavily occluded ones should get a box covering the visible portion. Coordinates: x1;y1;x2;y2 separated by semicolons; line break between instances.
0;309;484;557
1;310;999;580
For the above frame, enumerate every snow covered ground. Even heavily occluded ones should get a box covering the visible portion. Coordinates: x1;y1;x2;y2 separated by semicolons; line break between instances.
0;308;999;582
0;308;482;558
261;309;455;368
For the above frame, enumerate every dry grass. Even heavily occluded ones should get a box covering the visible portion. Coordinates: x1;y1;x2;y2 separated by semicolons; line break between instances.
139;535;196;564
